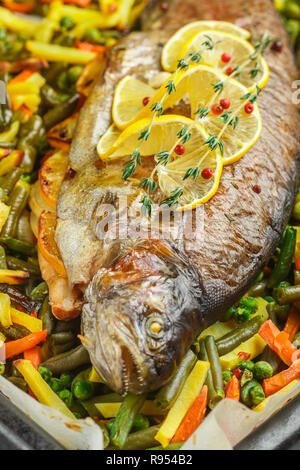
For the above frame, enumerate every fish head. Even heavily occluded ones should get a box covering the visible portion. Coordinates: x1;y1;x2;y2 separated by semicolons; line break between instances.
81;241;202;395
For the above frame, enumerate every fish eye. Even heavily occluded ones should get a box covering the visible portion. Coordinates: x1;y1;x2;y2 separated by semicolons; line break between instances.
145;315;164;339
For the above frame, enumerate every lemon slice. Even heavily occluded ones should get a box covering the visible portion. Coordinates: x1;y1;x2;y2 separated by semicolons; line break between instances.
179;30;269;90
112;76;156;129
97;115;222;211
162;20;251;72
116;65;261;165
97;124;122;155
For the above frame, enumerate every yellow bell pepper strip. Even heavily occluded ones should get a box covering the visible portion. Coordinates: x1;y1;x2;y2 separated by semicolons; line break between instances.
89;366;104;383
155;360;210;448
26;41;96;64
0;121;20;144
61;4;119;27
0;202;10;233
127;0;148;28
8;72;46;113
5;330;47;359
10;308;42;333
0;292;12;328
35;0;63;43
0;269;29;285
95;401;166;419
253;379;299;412
14;359;75;419
0;151;24;177
118;0;135;29
0;6;37;35
219;334;266;370
0;332;6;344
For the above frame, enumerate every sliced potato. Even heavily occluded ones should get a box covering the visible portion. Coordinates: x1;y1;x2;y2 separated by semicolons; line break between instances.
29;180;54;219
47;114;78;153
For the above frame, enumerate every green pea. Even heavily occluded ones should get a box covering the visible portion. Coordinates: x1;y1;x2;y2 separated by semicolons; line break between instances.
253;361;273;380
49;378;64;393
38;366;52;383
84;28;105;44
58;389;73;408
67;66;83;84
239;296;258;314
222;370;233;386
0;362;5;375
60;16;75;30
57;72;69;91
73;380;94;401
60;372;74;389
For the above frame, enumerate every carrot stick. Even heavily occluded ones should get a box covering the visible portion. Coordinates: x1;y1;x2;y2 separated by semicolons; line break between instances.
171;385;208;443
9;70;35;85
24;346;42;369
75;41;106;54
283;307;300;342
259;320;300;365
263;359;300;396
225;375;240;401
4;330;47;359
3;1;34;13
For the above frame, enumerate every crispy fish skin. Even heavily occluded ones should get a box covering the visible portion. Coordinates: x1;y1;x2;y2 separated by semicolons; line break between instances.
56;0;300;394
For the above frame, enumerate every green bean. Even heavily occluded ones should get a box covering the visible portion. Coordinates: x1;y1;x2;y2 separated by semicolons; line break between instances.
43;93;79;131
51;331;76;345
0;323;30;340
81;393;122;419
0;236;37;256
6;256;40;275
69;399;87;419
107;425;161;451
40;84;61;108
51;340;77;356
198;339;223;409
30;281;48;303
204;337;223;397
0;284;37;311
148;443;183;450
39;296;55;335
7;377;28;392
247;279;268;297
44;62;68;86
0;168;23;196
54;316;80;333
0;90;12;133
41;344;91;375
1;181;31;238
110;393;147;449
18;115;44;173
267;301;290;321
277;285;300;304
216;316;264;356
154;349;197;410
267;227;296;288
131;414;150;433
0;245;7;269
98;421;110;448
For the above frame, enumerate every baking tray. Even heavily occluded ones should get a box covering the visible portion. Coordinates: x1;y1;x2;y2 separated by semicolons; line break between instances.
0;387;299;450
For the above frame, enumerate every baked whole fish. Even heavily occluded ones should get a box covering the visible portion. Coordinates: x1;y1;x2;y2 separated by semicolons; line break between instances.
55;0;300;394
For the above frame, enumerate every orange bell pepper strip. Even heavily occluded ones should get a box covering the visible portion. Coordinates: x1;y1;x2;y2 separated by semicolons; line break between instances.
225;375;240;401
75;40;106;54
3;330;47;359
263;359;300;396
8;70;35;85
259;320;300;365
3;1;35;13
24;346;42;369
283;307;300;342
171;385;208;443
296;256;300;271
63;0;92;5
